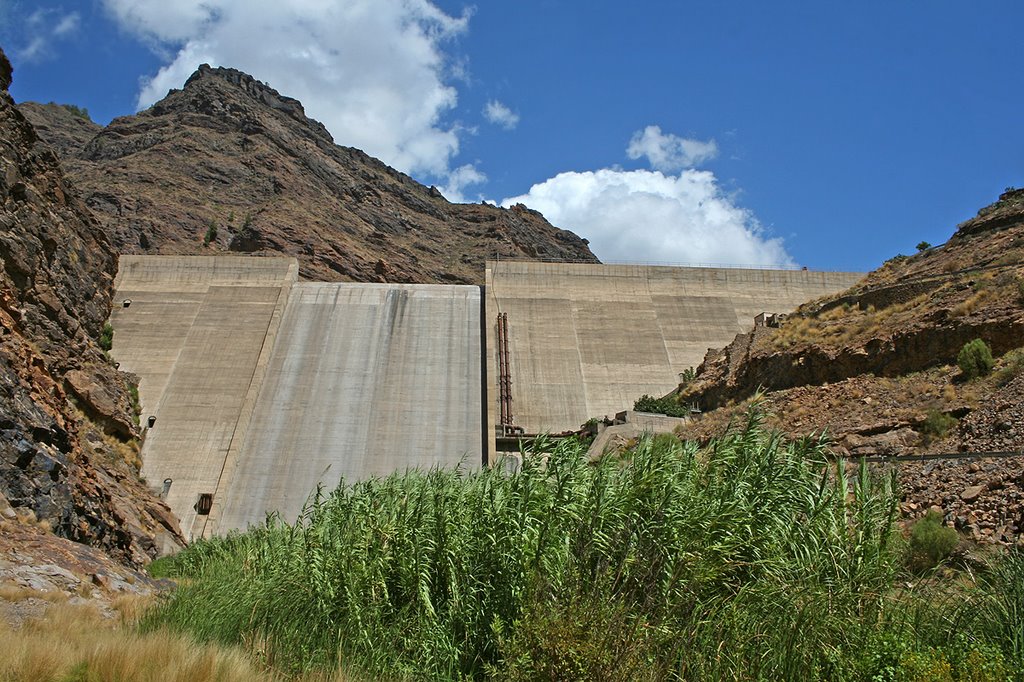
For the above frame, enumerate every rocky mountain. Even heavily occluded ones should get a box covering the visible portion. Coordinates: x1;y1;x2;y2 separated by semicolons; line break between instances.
17;101;101;161
674;188;1024;545
0;47;183;567
19;64;596;284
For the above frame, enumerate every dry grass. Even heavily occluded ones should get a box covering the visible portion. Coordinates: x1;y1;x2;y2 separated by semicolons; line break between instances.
952;287;996;317
0;602;354;682
770;294;932;350
0;584;68;604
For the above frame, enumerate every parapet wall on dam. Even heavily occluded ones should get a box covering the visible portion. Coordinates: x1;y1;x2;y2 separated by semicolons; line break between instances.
111;256;862;538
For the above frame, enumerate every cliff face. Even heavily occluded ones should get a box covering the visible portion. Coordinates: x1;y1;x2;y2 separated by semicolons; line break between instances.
674;189;1024;546
17;102;101;162
0;47;183;566
681;189;1024;414
22;64;597;284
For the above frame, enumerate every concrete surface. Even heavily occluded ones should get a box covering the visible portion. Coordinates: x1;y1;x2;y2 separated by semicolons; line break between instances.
210;283;482;533
109;255;862;536
586;411;689;460
486;261;864;455
110;256;297;538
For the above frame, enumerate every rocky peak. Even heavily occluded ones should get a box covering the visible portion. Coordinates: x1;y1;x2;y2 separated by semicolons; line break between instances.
25;62;596;283
955;186;1024;238
134;63;335;145
0;47;11;91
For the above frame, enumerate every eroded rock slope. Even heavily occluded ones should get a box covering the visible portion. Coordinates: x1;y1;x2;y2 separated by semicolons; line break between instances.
0;47;183;566
21;64;596;283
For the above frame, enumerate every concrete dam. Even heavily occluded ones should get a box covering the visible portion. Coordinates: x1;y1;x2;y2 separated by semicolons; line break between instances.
110;256;862;539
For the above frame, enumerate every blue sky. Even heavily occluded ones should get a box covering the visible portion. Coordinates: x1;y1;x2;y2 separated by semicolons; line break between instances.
2;0;1021;272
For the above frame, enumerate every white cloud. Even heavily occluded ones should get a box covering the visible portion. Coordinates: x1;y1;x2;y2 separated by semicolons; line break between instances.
438;163;487;203
483;99;519;130
102;0;470;179
53;11;80;36
16;7;80;61
502;168;793;267
627;125;718;171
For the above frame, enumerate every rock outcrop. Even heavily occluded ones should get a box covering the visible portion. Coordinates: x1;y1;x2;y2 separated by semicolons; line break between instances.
674;189;1024;544
21;64;597;284
682;189;1024;412
0;46;183;566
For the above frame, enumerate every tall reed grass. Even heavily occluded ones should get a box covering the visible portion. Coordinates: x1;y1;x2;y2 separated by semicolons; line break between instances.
146;406;1024;680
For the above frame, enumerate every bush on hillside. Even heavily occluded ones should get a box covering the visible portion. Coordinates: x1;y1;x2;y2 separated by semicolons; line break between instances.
921;409;957;443
60;103;91;120
633;394;686;417
203;221;218;246
957;339;994;380
994;347;1024;387
908;510;958;573
98;322;113;351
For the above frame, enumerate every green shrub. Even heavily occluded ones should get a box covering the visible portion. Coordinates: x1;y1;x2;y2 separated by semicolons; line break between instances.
908;510;958;573
921;409;957;442
973;550;1024;670
633;394;686;417
1016;277;1024;303
957;339;993;380
60;103;91;120
917;241;933;252
128;384;141;426
496;587;663;682
203;220;218;245
994;347;1024;387
885;254;909;266
98;322;114;351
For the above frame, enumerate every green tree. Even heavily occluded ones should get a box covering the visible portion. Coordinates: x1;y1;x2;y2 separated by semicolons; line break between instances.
957;338;993;380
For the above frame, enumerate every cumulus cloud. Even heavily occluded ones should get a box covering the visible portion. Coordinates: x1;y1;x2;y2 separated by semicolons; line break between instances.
627;125;718;171
438;163;487;203
17;7;80;61
483;99;519;130
502;168;793;267
102;0;470;179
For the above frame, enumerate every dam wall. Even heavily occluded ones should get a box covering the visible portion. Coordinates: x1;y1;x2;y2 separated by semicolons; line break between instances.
111;256;862;537
111;257;481;538
110;256;297;538
210;283;482;534
485;261;864;452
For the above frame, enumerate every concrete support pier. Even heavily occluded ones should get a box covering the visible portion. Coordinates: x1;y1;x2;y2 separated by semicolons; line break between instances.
110;256;297;538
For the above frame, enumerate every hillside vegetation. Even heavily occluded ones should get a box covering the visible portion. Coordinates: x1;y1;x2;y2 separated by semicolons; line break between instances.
140;409;1024;681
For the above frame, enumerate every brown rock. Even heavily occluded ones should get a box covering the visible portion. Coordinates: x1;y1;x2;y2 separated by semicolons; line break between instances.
961;485;985;502
20;64;598;285
0;47;10;91
0;60;184;568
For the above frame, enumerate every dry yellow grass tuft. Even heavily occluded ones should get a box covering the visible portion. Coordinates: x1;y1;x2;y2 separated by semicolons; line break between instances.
952;287;995;318
0;602;355;682
769;294;932;350
0;584;68;604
